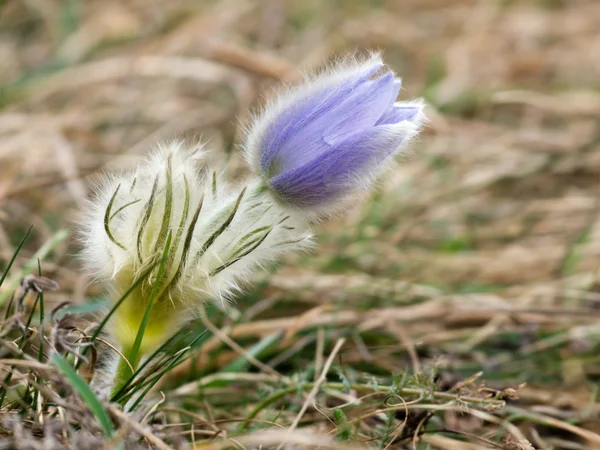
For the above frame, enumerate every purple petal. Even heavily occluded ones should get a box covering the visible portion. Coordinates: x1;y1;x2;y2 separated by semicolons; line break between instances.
384;80;402;112
272;72;398;172
376;105;421;125
269;124;407;207
321;72;397;145
260;61;383;175
276;73;394;170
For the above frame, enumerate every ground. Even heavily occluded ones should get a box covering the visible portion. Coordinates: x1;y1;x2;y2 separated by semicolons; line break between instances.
1;0;600;449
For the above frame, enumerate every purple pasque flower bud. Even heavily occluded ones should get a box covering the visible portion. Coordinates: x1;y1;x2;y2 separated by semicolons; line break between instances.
244;54;426;210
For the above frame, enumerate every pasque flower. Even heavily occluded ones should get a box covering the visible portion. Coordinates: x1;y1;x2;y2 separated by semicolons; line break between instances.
80;53;426;397
244;54;425;209
81;144;311;389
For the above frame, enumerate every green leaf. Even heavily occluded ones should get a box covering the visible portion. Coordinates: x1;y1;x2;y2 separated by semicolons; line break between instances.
75;265;159;372
222;332;281;374
127;231;173;372
59;299;110;317
0;225;32;288
126;331;206;412
136;174;159;264
110;327;192;402
193;187;246;264
52;353;115;437
0;229;67;307
333;407;352;440
88;264;158;343
104;184;127;250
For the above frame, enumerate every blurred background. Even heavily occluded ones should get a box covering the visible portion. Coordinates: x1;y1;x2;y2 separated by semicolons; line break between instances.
2;0;600;447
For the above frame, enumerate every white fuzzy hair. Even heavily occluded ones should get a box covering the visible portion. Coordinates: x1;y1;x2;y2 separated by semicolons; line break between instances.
80;142;313;316
241;52;427;215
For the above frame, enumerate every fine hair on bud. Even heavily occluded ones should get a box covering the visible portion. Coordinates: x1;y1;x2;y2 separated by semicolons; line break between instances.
80;143;312;358
243;52;426;214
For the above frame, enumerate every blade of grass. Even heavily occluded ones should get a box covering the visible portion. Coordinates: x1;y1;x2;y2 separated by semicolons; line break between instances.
32;264;45;418
126;332;206;412
52;353;115;437
18;293;41;347
111;328;200;402
222;332;281;374
37;259;46;364
118;330;207;407
0;286;45;405
89;263;160;343
110;328;192;402
4;294;15;319
125;351;189;411
0;225;33;287
75;263;159;371
119;331;208;406
127;231;172;372
111;232;172;396
0;229;67;307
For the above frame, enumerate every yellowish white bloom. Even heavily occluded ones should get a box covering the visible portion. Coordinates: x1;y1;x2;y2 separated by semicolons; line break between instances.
82;143;311;362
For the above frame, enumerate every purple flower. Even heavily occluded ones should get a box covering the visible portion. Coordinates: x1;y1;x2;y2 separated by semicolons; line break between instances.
245;55;425;209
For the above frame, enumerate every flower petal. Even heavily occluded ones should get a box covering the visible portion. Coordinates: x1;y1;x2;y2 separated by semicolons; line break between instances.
321;72;398;145
376;104;422;125
273;71;398;172
269;121;415;207
259;60;383;175
383;80;402;112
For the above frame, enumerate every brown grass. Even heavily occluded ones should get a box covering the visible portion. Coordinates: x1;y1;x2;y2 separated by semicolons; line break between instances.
2;0;600;448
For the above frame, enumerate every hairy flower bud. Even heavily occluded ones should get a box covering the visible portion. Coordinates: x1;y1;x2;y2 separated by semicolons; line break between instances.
81;144;311;358
244;54;425;210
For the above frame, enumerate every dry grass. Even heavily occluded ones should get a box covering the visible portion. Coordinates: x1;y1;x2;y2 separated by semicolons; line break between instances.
2;0;600;448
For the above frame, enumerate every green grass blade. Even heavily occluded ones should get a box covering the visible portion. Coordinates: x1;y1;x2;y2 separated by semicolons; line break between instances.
4;294;15;319
18;294;40;348
37;261;45;362
89;263;159;343
52;353;115;437
110;328;192;402
127;231;172;371
222;332;281;374
126;332;206;412
125;352;186;412
0;229;67;307
59;299;109;316
0;225;32;287
76;262;160;370
32;260;45;418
